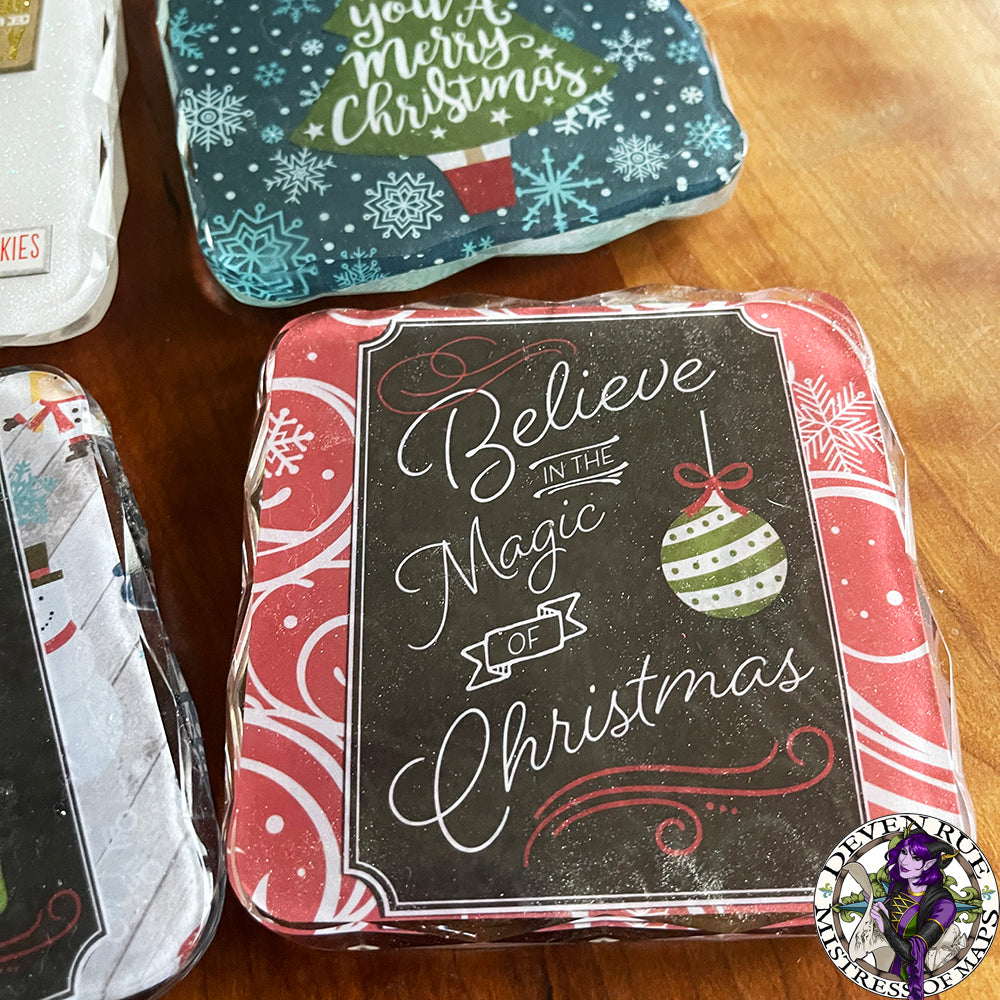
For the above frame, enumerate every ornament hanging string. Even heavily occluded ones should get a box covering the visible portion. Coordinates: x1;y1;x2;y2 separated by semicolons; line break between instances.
673;462;754;517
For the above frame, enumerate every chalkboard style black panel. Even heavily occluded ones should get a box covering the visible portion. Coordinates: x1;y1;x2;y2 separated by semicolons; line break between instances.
0;463;103;998
347;309;864;914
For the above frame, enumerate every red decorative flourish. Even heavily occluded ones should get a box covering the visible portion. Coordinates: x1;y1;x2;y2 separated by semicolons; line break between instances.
376;336;577;415
655;808;703;856
0;889;82;964
673;462;754;516
523;727;834;866
549;797;703;859
533;738;781;819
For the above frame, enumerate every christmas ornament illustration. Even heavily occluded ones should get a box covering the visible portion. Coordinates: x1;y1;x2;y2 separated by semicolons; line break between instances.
292;0;618;214
661;412;787;618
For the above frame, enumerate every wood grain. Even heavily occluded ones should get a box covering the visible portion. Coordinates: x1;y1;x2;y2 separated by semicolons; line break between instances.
5;0;999;997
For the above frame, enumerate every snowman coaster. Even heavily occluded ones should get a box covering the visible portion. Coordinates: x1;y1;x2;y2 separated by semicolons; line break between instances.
159;0;745;304
226;292;971;945
0;368;223;998
0;0;127;346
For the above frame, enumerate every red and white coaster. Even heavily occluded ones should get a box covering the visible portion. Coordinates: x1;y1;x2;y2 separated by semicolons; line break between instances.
227;292;971;944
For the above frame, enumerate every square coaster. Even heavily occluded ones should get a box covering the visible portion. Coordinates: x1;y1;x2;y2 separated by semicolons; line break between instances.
0;368;222;995
0;0;127;346
160;0;746;303
226;293;971;943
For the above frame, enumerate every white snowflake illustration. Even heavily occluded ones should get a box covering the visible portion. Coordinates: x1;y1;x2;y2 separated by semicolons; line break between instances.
683;113;733;154
363;171;444;240
553;85;614;135
666;39;701;64
300;37;324;56
261;124;284;143
254;61;287;87
646;0;670;10
679;85;704;105
8;461;57;527
273;0;320;22
178;84;253;151
602;28;655;73
513;148;602;233
607;134;671;182
299;80;324;106
265;408;314;477
334;248;385;289
264;148;336;204
552;108;583;136
792;376;881;474
169;8;215;60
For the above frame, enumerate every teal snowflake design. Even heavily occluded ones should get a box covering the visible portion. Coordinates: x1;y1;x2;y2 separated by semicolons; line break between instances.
261;124;284;143
169;8;215;60
254;61;287;87
553;25;574;41
334;248;385;289
601;28;654;72
273;0;320;22
513;148;602;233
461;236;495;258
8;461;57;528
300;38;323;56
683;113;733;155
666;39;701;64
363;172;444;240
203;202;318;302
179;83;252;151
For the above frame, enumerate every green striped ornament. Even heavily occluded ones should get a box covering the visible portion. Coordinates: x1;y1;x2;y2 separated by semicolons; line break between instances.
660;496;787;618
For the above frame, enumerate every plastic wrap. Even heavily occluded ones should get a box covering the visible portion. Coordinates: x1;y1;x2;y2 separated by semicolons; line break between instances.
0;368;224;996
157;1;745;304
225;289;972;947
0;0;127;347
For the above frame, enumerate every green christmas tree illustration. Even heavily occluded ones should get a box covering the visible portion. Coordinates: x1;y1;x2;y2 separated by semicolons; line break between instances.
292;0;617;214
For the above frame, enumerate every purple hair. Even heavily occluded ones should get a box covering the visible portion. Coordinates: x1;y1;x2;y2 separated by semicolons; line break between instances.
886;831;950;887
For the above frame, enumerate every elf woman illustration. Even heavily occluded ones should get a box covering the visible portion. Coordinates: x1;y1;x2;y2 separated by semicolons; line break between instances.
845;824;967;1000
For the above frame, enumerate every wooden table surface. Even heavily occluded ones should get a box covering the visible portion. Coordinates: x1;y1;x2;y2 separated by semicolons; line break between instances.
8;0;1000;997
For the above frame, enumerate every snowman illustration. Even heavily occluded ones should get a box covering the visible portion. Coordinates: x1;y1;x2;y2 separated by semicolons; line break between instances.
2;372;91;463
22;543;123;782
24;542;78;654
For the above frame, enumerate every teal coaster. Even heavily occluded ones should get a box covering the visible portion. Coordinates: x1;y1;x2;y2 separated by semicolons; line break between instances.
161;0;746;303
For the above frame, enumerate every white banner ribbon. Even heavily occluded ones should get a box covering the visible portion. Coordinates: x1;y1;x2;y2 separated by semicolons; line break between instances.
462;593;586;692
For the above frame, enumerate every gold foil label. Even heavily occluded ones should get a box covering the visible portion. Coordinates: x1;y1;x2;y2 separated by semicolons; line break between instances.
0;0;41;72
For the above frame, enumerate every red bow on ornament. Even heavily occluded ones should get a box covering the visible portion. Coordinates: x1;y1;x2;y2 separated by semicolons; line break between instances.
673;462;754;517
